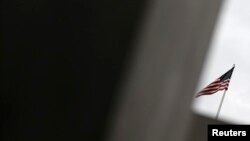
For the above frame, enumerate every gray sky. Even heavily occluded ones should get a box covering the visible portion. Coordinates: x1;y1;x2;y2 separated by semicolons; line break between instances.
192;0;250;124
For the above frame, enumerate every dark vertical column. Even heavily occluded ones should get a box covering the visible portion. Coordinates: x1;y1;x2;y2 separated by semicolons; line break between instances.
1;0;148;140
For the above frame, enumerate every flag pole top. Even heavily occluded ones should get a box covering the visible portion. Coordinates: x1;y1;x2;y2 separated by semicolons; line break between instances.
233;64;235;68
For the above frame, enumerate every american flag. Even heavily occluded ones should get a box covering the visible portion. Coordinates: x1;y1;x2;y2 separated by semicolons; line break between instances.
196;65;235;98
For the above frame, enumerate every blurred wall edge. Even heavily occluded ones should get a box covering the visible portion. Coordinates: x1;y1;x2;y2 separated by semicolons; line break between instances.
106;0;223;141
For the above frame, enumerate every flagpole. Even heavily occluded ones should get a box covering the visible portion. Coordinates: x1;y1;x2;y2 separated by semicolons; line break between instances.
215;90;227;120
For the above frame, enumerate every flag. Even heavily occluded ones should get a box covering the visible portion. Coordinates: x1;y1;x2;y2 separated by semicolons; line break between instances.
196;65;235;98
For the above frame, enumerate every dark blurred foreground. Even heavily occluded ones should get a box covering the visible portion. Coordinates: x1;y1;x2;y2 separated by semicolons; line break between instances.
1;0;223;141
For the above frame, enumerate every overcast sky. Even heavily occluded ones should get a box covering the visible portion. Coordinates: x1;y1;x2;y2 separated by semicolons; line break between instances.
192;0;250;124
